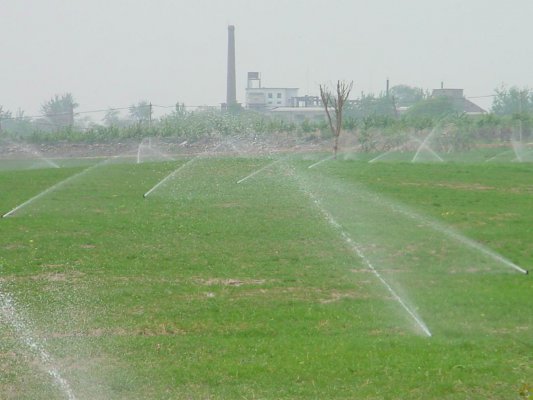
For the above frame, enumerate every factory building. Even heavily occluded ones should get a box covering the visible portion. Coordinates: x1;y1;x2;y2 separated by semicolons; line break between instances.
245;72;298;110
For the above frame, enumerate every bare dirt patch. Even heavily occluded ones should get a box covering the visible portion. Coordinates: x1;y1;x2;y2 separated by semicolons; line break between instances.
196;278;267;287
215;202;241;209
401;182;495;191
2;244;24;250
48;324;187;338
0;271;86;283
320;290;364;304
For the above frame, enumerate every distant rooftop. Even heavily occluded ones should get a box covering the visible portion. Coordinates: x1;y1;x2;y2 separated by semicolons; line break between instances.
431;88;485;114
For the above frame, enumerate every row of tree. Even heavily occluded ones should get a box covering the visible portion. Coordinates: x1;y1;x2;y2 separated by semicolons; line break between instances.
1;85;532;143
0;94;160;135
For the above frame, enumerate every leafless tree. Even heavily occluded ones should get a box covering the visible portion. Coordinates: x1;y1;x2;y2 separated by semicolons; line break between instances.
320;80;353;158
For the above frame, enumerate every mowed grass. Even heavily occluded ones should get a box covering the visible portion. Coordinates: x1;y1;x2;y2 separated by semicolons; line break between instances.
0;155;532;399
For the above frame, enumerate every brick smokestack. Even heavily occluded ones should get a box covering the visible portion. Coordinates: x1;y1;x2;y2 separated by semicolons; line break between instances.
226;25;237;106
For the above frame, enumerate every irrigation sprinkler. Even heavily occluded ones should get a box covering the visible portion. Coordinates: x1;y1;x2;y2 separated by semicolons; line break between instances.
2;161;105;218
143;158;197;198
290;166;432;337
485;149;513;163
411;134;444;163
369;147;400;163
236;158;282;184
308;154;335;169
0;286;77;399
143;142;224;198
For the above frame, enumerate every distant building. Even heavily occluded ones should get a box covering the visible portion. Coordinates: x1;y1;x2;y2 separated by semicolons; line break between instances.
245;72;299;110
266;107;326;123
244;72;326;122
431;88;486;115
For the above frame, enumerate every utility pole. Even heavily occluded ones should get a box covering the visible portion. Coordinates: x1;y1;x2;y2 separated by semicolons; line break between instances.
68;102;74;128
149;102;153;127
518;91;523;143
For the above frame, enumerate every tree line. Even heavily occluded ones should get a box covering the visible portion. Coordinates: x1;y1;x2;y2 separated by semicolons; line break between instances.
1;85;532;148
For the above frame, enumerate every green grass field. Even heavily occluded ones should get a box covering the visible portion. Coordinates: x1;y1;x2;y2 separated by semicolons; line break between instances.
1;153;532;399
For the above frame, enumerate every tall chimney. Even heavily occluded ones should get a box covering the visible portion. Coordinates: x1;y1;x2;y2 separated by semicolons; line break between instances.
226;25;237;106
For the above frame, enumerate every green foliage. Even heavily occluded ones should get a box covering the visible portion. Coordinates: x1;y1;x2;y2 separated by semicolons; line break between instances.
40;93;78;129
345;93;396;118
389;84;427;107
406;96;462;118
103;108;123;127
128;100;151;123
492;85;533;115
2;95;533;152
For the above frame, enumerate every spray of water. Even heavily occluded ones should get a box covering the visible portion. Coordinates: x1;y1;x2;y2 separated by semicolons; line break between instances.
237;158;282;184
0;285;77;399
368;141;413;163
485;149;513;163
308;154;335;169
333;178;528;275
412;128;444;163
136;138;176;164
2;159;108;218
143;142;224;198
1;139;60;169
511;140;523;162
410;135;444;162
287;165;432;336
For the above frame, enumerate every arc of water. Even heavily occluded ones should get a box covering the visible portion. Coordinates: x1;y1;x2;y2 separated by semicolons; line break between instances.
308;145;363;168
411;127;445;163
2;160;106;218
308;154;335;169
143;142;223;198
368;143;408;163
136;139;146;164
340;180;528;275
291;168;432;336
237;158;282;184
486;149;513;163
33;153;60;169
7;141;61;168
511;140;523;162
0;286;77;399
143;158;198;197
411;135;444;162
150;148;176;161
137;138;176;164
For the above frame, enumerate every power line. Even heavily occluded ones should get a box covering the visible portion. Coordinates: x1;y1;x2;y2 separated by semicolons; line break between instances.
0;102;221;123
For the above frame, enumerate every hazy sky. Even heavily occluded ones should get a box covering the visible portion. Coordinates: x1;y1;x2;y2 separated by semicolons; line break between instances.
1;0;532;117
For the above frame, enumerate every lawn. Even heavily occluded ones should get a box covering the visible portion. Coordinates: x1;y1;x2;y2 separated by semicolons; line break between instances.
0;154;532;399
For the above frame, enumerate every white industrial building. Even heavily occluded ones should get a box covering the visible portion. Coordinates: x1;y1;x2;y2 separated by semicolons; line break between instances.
244;72;326;122
245;72;299;110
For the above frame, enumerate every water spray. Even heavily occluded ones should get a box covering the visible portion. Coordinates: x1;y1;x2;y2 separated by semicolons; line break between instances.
289;165;432;337
0;286;77;399
369;145;403;163
340;180;529;275
2;160;107;218
308;154;335;169
485;149;513;163
137;138;176;164
237;158;282;184
411;131;444;163
143;142;224;198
